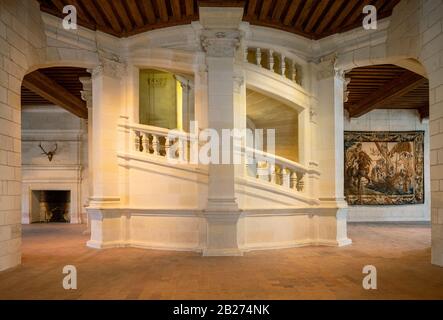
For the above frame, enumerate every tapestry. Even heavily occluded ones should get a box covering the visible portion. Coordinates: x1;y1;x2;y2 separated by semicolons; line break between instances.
344;131;424;205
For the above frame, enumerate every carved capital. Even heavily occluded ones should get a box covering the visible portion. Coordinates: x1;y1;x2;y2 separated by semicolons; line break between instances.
201;30;240;58
79;77;92;107
92;56;126;79
233;75;244;93
309;106;318;124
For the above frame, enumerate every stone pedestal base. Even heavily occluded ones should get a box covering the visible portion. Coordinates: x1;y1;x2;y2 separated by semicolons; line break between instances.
203;211;243;256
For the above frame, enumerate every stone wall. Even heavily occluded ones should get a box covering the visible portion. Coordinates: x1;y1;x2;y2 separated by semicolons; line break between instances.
0;0;46;271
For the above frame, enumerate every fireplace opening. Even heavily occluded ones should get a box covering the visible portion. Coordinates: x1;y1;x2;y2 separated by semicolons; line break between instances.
31;190;70;223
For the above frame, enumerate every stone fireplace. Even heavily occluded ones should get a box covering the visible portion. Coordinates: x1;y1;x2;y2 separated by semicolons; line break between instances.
32;190;70;223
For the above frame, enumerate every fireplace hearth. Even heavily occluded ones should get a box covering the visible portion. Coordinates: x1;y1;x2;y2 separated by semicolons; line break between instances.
34;191;70;223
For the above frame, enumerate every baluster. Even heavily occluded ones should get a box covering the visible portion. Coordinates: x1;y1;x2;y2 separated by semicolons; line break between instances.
290;171;297;189
182;138;189;162
152;134;159;156
296;172;305;192
268;49;274;72
176;137;184;161
280;54;286;77
257;161;269;181
292;62;298;83
256;48;262;67
143;133;150;153
164;136;171;159
137;133;144;152
244;46;249;63
269;163;276;184
281;167;290;188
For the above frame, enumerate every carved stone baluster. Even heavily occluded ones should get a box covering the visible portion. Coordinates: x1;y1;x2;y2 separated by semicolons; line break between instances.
244;45;249;63
137;133;144;152
290;171;297;189
292;62;298;83
256;48;262;67
164;136;171;159
268;49;274;72
257;161;269;181
176;137;183;161
280;54;286;77
143;133;150;153
181;137;189;162
269;163;276;184
152;134;159;156
296;172;305;192
281;167;290;188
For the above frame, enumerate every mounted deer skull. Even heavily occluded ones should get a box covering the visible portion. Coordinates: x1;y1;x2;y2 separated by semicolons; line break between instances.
39;142;57;162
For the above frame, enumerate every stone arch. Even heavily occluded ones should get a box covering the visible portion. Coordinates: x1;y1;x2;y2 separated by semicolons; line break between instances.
336;0;443;266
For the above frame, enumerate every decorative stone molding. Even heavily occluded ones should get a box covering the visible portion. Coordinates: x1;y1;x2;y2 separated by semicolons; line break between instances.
79;77;92;108
201;30;240;58
91;56;126;79
309;106;318;124
233;75;244;93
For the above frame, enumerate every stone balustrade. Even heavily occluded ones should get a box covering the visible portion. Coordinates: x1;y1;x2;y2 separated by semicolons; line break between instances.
130;123;190;162
245;147;318;193
244;45;302;85
126;123;318;195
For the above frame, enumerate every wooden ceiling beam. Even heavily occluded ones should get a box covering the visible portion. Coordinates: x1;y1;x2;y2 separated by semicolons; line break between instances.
271;0;287;21
283;0;302;26
185;0;195;16
259;0;273;20
140;0;157;24
344;0;373;27
328;0;358;31
126;0;144;27
171;0;182;20
246;0;258;18
81;0;107;27
22;71;88;119
294;0;315;30
96;0;123;33
315;0;344;34
348;71;427;118
304;0;330;33
156;0;169;22
112;0;134;31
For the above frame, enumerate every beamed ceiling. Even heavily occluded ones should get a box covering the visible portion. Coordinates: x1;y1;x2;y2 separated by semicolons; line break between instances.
24;2;428;121
345;65;429;119
37;0;401;40
21;67;90;119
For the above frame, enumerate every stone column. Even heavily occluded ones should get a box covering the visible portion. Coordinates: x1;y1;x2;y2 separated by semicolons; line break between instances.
86;57;126;248
80;77;92;234
314;57;351;246
200;6;244;256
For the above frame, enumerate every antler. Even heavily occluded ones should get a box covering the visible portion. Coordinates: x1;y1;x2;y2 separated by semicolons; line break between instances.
38;142;57;161
39;142;49;155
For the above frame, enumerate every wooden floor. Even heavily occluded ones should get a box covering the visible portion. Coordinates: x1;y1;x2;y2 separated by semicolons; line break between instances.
0;222;442;300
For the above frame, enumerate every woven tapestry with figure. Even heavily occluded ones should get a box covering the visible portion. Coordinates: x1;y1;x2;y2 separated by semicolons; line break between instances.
344;131;424;205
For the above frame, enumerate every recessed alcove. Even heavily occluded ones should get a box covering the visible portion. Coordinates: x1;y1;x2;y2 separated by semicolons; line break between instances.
31;190;70;223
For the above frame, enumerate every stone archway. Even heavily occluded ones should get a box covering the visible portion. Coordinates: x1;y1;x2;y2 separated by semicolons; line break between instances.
335;0;443;266
0;0;99;271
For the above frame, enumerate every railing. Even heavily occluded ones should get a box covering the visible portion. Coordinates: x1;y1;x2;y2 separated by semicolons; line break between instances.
244;45;302;86
129;123;190;162
125;123;319;195
244;147;312;192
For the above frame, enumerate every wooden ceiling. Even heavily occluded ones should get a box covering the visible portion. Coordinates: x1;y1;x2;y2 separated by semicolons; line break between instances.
345;65;429;119
37;0;400;39
21;67;90;118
